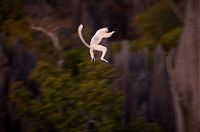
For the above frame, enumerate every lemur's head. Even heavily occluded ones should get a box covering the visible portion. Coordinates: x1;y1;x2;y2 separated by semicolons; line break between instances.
96;27;108;34
101;27;108;33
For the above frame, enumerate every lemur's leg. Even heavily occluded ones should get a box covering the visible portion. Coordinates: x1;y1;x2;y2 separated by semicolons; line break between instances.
101;47;108;63
89;49;95;63
93;45;108;63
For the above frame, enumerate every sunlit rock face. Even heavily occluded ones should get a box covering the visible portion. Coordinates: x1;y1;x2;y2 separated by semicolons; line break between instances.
173;0;200;131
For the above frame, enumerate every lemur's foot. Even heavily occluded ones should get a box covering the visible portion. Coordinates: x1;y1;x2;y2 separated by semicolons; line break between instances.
101;58;109;63
91;58;95;63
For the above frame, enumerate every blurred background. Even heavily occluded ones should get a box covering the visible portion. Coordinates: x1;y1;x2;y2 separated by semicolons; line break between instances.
0;0;199;131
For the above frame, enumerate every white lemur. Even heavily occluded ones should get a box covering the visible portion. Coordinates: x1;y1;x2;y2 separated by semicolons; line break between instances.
78;24;115;63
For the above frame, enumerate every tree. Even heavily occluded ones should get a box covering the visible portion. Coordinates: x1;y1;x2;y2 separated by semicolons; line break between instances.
10;61;123;131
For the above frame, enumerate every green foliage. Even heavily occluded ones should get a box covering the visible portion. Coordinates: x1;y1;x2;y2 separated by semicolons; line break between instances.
0;0;32;47
0;0;24;25
10;61;123;131
63;49;83;75
10;60;163;131
121;118;162;132
134;0;180;40
129;38;156;52
160;28;181;52
131;0;183;52
31;38;59;65
111;41;121;54
2;19;32;46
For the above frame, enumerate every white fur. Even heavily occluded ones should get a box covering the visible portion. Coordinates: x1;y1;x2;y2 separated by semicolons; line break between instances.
78;24;115;63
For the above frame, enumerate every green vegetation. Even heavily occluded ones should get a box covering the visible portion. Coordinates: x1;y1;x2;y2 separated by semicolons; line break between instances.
2;19;32;46
7;39;163;131
10;61;123;131
131;0;182;53
0;0;31;47
122;118;162;132
0;0;24;25
9;55;162;131
160;28;181;52
134;0;180;40
129;38;156;52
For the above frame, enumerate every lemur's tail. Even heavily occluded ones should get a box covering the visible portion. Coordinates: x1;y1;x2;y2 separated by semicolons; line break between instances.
78;24;90;48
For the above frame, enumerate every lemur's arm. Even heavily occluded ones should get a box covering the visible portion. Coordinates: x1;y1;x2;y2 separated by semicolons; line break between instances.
90;31;115;45
103;31;115;38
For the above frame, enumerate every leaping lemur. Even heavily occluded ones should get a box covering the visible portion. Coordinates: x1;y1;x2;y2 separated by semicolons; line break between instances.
78;24;115;63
